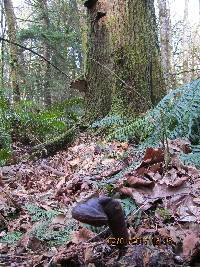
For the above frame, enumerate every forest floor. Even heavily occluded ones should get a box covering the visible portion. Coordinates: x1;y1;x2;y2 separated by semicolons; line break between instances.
0;133;200;266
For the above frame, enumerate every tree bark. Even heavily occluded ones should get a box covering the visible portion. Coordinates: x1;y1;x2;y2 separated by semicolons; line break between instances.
158;0;173;91
38;0;52;107
0;1;5;89
3;0;20;102
199;0;200;18
182;0;189;83
84;0;114;122
84;0;165;123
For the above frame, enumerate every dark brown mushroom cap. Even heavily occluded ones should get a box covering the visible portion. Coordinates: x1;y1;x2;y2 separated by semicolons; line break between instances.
72;197;108;226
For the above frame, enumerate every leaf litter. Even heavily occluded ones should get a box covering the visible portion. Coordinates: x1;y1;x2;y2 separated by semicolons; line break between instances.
0;134;200;266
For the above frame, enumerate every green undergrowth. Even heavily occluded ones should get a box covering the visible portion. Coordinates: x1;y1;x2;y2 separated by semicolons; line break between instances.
0;204;78;247
0;231;23;244
0;97;84;166
25;204;61;221
25;204;78;246
92;79;200;168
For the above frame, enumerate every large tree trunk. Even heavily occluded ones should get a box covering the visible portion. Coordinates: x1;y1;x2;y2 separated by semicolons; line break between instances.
84;0;165;123
3;0;20;102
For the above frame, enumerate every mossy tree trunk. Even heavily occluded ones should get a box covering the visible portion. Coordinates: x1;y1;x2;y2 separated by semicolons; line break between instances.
84;0;114;122
84;0;165;122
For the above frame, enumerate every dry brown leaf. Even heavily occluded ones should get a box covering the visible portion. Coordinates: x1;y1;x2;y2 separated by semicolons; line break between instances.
195;180;200;189
135;166;147;176
168;227;178;243
56;177;66;190
137;228;157;235
152;183;190;199
168;176;189;188
141;147;164;166
150;172;162;181
183;231;199;257
168;138;192;154
51;214;65;225
102;163;125;178
120;187;134;198
71;228;96;244
126;174;154;187
178;205;200;222
157;228;169;238
148;162;163;174
0;243;8;253
69;158;80;167
129;188;146;205
193;197;200;205
171;155;186;170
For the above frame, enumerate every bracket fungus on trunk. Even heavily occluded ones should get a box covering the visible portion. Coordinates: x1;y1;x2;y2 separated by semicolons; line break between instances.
72;196;129;243
84;0;98;9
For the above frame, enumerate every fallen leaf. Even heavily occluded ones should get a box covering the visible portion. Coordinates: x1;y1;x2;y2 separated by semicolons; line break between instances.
168;176;189;188
71;228;95;244
120;187;134;198
51;214;65;225
183;231;199;257
193;197;200;205
69;158;80;167
126;174;154;188
141;147;164;166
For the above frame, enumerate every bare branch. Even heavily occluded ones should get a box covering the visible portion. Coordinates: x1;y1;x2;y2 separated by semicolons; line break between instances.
0;36;69;78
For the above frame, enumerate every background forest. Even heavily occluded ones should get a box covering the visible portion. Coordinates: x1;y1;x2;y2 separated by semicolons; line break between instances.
0;0;199;166
0;0;200;266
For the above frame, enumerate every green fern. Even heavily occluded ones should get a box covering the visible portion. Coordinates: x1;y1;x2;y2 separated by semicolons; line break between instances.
30;220;77;246
25;204;78;246
93;79;200;167
91;115;124;128
180;145;200;168
25;204;61;222
0;231;23;244
0;96;12;165
107;115;153;142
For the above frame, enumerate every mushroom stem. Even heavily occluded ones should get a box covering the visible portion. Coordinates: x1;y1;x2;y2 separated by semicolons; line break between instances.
99;197;129;242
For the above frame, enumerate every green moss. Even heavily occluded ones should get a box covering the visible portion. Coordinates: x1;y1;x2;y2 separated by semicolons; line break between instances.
156;208;172;221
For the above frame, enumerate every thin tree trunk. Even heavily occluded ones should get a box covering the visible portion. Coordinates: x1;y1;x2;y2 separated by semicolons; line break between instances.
69;0;83;72
199;0;200;17
0;2;5;89
158;0;173;91
3;0;20;102
182;0;189;83
38;0;52;107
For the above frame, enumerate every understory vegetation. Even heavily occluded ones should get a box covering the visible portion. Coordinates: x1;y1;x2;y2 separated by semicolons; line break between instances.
1;79;200;167
92;79;200;167
0;96;84;165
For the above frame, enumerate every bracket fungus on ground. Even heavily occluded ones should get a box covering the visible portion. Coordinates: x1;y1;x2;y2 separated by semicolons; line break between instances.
72;196;129;243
